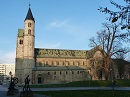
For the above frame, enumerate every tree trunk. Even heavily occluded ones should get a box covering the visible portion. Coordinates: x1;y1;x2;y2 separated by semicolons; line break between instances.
104;70;109;80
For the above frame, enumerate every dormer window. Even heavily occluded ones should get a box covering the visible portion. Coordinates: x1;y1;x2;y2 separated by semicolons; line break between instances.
28;29;31;34
28;22;31;27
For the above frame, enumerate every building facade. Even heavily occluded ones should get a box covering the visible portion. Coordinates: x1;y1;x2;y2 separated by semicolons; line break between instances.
0;64;15;77
15;7;103;84
0;64;15;82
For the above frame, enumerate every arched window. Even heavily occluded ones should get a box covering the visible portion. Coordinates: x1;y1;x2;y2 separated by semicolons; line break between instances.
28;29;31;34
73;61;75;65
54;71;56;75
62;61;64;65
46;61;48;65
52;61;54;65
28;22;31;27
39;61;42;66
57;61;59;65
19;39;23;44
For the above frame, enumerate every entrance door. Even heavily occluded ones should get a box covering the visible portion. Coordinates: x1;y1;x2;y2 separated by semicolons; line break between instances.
37;74;42;84
38;77;42;84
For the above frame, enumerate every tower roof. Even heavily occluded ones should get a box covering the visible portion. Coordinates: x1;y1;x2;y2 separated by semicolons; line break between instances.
25;7;35;22
18;29;24;37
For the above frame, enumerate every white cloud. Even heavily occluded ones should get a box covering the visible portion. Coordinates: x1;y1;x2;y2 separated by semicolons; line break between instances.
35;42;60;49
43;18;95;50
0;51;15;64
43;43;60;48
49;19;68;27
45;19;69;30
45;18;89;38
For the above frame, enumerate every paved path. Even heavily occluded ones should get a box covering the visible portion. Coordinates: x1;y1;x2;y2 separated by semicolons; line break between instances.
18;86;130;91
1;83;130;97
0;83;49;97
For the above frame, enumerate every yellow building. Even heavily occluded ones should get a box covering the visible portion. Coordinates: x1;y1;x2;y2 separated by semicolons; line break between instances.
0;64;15;77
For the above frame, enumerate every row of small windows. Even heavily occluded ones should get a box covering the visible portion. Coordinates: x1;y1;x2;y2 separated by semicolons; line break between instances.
28;22;32;34
47;71;85;75
0;69;5;70
0;66;5;68
0;71;4;72
38;61;86;66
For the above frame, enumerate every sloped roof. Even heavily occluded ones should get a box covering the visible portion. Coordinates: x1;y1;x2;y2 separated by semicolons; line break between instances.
25;7;35;22
35;46;103;59
35;48;88;58
18;29;24;37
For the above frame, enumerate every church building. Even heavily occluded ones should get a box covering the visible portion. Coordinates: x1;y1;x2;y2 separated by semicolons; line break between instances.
15;7;103;84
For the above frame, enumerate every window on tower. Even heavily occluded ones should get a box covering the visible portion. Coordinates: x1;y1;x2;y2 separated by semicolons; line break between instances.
19;39;23;44
28;22;31;27
28;29;31;34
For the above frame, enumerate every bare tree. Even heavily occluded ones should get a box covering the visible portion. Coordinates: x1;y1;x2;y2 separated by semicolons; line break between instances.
89;58;103;80
89;23;129;80
98;0;130;31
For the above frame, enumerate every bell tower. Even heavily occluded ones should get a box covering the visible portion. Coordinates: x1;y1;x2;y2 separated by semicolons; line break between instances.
15;6;35;83
23;6;35;58
22;6;35;83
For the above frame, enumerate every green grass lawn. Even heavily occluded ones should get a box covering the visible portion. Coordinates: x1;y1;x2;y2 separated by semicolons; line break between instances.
28;80;130;97
27;80;130;88
34;90;130;97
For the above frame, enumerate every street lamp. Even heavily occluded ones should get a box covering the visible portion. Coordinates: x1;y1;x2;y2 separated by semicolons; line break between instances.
9;71;13;81
9;71;12;77
110;67;116;91
110;68;113;80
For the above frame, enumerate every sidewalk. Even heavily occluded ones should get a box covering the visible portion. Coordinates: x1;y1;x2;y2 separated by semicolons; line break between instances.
0;84;49;97
18;86;130;91
1;83;130;97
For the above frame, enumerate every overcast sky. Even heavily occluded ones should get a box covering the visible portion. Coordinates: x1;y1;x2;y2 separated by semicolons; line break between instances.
0;0;126;64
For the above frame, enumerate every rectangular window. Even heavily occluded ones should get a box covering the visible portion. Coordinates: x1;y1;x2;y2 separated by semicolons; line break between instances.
66;61;69;66
73;61;75;65
48;72;50;75
63;61;64;65
83;62;84;65
68;62;70;66
46;61;48;65
52;61;54;65
77;71;79;74
72;71;74;74
78;62;80;66
57;61;59;65
66;71;68;74
60;71;62;75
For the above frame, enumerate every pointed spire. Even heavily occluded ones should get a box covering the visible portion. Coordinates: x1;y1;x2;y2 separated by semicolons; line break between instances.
25;4;35;22
29;2;30;7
